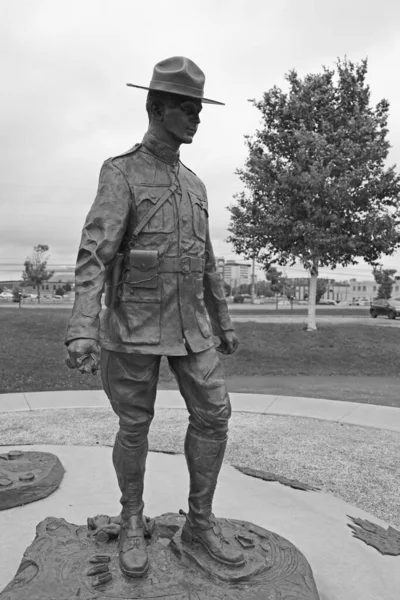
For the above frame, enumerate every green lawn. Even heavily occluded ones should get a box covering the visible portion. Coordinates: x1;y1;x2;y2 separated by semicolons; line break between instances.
1;307;399;404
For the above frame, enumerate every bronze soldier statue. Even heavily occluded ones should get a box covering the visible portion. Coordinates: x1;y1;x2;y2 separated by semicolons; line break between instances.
65;56;244;578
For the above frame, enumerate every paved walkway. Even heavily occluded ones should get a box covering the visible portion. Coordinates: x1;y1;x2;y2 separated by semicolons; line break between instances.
1;389;400;432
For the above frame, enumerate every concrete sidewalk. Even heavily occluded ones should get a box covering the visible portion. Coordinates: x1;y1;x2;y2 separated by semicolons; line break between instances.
1;389;400;432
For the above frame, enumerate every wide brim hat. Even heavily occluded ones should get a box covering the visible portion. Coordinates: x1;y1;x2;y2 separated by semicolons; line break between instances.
127;56;224;106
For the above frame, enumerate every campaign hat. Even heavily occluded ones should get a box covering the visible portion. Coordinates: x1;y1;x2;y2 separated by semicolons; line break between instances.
127;56;224;105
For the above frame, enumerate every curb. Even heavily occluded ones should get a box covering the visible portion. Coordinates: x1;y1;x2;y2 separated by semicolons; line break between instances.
1;390;400;433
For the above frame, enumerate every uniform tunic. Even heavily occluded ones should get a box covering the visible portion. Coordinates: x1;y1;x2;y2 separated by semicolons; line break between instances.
65;133;234;354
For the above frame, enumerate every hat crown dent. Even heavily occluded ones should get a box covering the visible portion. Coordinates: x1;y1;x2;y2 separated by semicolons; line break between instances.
152;56;205;93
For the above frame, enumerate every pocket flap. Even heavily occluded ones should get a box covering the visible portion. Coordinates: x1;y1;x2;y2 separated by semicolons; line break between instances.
188;191;208;213
129;250;159;271
135;185;166;205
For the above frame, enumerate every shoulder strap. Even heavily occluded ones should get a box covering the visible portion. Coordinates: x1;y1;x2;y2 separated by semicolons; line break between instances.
131;183;178;241
179;160;197;176
111;143;141;160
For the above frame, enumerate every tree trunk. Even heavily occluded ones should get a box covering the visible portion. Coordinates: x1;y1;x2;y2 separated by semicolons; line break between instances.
307;264;318;331
250;257;256;303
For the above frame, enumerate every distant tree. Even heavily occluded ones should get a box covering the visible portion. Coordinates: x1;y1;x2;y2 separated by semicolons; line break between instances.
266;266;283;295
12;286;23;305
373;266;397;299
0;285;3;294
263;287;275;298
223;281;232;297
55;286;65;296
266;267;294;297
228;57;400;331
238;283;251;294
22;244;54;304
64;282;72;293
283;279;295;300
316;279;329;303
255;280;271;297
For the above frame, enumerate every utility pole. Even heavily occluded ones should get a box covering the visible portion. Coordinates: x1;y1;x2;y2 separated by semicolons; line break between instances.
251;257;256;303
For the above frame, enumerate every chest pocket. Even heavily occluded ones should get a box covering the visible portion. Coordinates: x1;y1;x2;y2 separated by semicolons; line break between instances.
188;191;208;241
134;185;175;234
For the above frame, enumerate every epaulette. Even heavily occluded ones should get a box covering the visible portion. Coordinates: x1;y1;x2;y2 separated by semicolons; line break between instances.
110;143;142;161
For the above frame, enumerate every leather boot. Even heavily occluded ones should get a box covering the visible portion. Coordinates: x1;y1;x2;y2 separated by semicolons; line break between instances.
119;514;149;578
182;428;245;567
113;436;149;578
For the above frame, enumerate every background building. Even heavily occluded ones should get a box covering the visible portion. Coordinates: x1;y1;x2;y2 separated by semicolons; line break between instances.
286;278;350;302
0;270;75;296
348;278;400;302
219;259;252;293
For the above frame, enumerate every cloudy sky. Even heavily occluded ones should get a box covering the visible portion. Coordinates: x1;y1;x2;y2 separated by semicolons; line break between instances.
2;0;400;282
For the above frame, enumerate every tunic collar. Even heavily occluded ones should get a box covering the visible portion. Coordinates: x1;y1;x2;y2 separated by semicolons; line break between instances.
141;132;180;166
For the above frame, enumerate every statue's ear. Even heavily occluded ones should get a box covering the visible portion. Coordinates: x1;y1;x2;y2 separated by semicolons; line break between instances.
151;100;165;122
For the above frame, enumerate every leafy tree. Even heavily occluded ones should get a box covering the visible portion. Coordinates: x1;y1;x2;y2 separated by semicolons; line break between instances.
12;286;23;304
255;280;272;297
55;286;65;296
228;58;400;330
22;244;54;304
238;283;251;294
223;281;231;296
316;279;329;303
373;266;397;299
283;279;295;300
266;266;284;294
64;282;72;292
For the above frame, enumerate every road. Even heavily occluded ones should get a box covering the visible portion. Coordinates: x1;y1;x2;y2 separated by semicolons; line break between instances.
231;314;400;326
1;301;399;327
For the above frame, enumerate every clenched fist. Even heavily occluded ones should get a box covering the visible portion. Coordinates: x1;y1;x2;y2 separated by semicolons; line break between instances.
66;338;101;375
216;330;239;355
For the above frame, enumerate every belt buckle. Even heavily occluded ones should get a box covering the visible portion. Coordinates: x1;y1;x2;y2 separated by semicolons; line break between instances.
181;256;191;274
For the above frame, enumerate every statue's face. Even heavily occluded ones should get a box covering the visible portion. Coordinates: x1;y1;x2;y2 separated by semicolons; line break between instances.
162;98;202;144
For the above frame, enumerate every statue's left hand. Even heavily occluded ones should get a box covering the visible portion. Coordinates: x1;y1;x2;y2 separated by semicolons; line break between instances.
216;331;239;355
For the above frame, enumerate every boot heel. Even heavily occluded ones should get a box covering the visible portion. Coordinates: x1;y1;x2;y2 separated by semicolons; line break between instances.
181;525;194;545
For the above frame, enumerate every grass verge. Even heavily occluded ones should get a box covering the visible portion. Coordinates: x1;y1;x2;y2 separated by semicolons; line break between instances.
1;308;400;404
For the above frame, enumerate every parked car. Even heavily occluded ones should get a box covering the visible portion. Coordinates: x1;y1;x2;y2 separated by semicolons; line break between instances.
350;297;370;306
370;299;400;319
233;294;251;304
318;299;336;305
0;292;13;298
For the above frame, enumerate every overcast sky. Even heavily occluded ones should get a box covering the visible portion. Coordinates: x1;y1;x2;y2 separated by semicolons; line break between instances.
2;0;400;282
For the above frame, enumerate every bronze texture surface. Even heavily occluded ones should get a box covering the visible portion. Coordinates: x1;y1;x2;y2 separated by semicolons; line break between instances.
234;466;320;492
348;516;400;555
0;450;64;510
0;513;320;599
66;133;233;356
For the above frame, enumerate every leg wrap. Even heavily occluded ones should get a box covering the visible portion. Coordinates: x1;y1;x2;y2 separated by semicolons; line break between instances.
113;435;148;521
184;426;227;529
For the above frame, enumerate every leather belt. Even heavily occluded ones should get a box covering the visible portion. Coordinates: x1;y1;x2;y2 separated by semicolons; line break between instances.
159;256;204;274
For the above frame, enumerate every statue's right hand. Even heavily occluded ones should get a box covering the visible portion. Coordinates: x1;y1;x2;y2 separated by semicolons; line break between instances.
65;338;100;375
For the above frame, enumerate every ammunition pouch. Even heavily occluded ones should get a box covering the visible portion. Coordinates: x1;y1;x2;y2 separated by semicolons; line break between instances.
126;250;159;289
